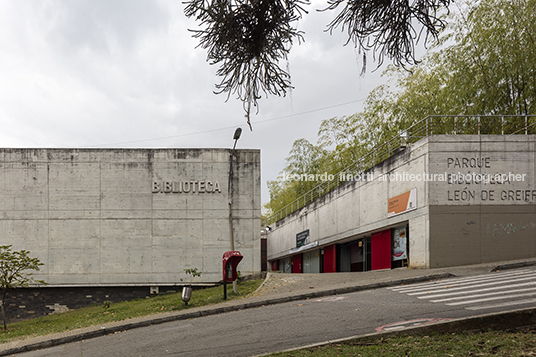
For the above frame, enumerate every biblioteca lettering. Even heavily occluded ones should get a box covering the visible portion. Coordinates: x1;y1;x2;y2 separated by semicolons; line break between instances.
152;180;222;194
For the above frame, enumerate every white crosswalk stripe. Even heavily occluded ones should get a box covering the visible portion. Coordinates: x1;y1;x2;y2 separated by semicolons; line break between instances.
387;269;536;311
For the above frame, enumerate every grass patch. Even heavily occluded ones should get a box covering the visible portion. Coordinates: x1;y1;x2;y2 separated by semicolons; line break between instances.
270;330;536;356
0;279;262;344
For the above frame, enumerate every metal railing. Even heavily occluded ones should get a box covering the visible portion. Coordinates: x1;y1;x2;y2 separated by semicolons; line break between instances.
266;115;536;224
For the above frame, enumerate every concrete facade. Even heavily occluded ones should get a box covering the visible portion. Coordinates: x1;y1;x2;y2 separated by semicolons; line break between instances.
427;135;536;267
267;135;536;271
0;148;261;286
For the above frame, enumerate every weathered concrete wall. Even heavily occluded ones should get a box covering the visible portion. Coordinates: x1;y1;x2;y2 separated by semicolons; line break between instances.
428;135;536;267
267;138;430;268
267;135;536;270
0;148;261;285
428;135;536;207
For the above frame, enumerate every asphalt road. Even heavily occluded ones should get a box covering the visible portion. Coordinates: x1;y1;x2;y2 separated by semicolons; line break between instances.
15;268;536;357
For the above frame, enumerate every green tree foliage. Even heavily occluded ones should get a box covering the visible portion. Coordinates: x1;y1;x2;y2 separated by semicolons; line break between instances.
184;0;451;127
388;0;536;122
317;113;364;170
0;245;45;330
440;0;536;116
265;138;327;215
265;0;536;218
264;88;405;215
283;139;326;178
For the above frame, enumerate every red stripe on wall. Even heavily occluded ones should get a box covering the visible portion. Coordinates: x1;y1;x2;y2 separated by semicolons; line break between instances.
371;229;391;270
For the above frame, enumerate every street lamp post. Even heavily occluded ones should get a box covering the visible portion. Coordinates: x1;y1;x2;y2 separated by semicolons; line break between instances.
228;127;242;293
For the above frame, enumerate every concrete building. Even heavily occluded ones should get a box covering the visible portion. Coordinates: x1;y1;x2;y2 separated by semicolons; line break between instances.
0;148;261;321
267;134;536;273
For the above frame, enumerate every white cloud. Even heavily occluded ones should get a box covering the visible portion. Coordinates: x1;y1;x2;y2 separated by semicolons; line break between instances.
0;0;396;204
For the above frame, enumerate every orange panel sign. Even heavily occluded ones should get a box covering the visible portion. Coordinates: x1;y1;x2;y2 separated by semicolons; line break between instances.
388;189;417;217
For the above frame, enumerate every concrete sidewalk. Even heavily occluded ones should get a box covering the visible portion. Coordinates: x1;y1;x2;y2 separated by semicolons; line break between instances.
1;258;536;356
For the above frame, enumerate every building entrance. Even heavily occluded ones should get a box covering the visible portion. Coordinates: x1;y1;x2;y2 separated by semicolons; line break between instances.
337;237;371;272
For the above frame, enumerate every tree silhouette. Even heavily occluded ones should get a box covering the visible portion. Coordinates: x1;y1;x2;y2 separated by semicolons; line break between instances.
184;0;451;128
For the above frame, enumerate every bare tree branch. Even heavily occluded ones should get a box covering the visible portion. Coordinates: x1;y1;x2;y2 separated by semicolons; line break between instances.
321;0;451;69
184;0;451;126
184;0;308;129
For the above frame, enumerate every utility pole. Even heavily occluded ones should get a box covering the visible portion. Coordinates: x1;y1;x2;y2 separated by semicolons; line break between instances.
228;127;241;293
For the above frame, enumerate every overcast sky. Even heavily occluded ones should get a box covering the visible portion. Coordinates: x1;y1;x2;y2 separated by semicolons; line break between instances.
1;0;397;205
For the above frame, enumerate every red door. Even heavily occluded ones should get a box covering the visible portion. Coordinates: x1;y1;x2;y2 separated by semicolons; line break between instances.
323;244;337;273
271;260;279;272
371;229;391;270
292;254;302;273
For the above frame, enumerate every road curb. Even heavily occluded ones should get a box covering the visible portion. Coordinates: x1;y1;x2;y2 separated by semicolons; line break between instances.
257;307;536;356
490;259;536;272
0;272;453;356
